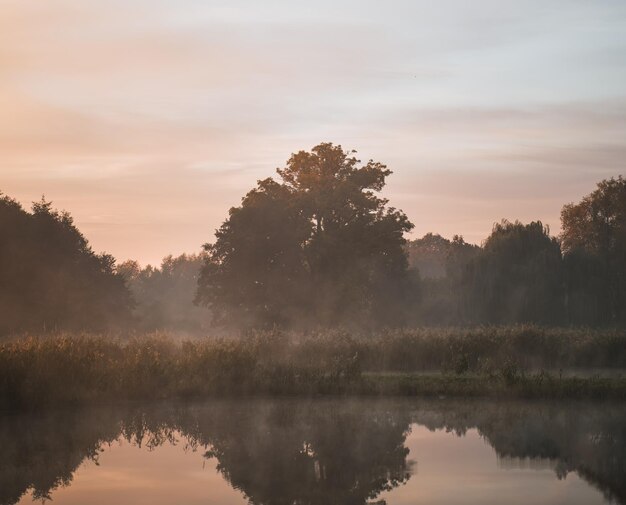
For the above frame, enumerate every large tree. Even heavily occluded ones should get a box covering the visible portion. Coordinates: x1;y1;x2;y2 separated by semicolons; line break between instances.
196;143;414;328
561;176;626;324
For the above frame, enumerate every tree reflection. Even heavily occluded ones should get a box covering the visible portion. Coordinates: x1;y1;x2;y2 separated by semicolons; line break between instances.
412;400;626;505
181;400;414;505
0;408;121;505
0;399;624;505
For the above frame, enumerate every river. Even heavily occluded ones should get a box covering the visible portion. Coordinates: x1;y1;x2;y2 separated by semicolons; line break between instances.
2;398;624;505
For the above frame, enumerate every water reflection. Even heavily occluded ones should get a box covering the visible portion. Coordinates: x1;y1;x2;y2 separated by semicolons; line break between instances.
413;400;626;503
1;399;624;505
191;402;413;505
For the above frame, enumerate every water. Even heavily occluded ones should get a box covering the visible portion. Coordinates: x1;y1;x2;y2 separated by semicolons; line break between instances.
2;399;624;505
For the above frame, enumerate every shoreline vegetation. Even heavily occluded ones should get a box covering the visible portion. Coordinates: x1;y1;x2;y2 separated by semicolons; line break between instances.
2;326;625;410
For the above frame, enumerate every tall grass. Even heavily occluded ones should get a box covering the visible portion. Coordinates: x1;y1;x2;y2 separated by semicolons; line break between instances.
1;326;624;409
0;332;361;409
358;325;626;373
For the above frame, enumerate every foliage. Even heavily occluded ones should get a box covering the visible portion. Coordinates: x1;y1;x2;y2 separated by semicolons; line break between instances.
196;143;415;328
561;175;626;324
463;220;565;324
117;254;212;332
407;174;626;327
358;325;626;372
407;223;565;325
1;327;625;410
406;233;479;280
196;179;311;327
2;167;624;332
405;234;479;324
0;194;132;334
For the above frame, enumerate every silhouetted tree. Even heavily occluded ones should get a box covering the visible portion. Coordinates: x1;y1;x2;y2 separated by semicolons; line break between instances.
196;143;414;328
561;176;626;324
0;193;132;333
196;179;311;327
463;220;564;324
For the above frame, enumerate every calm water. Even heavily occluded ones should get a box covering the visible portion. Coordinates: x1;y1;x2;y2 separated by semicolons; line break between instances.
2;398;624;505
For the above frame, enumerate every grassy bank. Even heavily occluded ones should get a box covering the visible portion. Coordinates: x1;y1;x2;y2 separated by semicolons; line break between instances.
1;327;625;409
360;372;626;399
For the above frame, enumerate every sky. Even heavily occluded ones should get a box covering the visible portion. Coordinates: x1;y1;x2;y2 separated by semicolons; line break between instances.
1;0;625;265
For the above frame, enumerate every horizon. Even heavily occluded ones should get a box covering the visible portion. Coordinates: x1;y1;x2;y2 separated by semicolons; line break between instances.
2;0;625;265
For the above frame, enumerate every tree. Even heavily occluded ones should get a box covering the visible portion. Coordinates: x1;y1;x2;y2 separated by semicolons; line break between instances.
196;143;414;328
464;220;564;324
196;179;311;327
561;176;626;324
406;233;452;279
0;193;133;333
405;233;479;324
118;253;213;332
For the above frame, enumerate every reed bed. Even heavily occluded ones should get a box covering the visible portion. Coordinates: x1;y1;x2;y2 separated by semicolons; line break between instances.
1;326;625;409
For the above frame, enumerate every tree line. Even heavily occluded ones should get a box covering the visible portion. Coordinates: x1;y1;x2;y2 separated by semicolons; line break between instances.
0;195;132;333
0;143;624;333
117;254;212;333
408;176;625;326
195;143;625;328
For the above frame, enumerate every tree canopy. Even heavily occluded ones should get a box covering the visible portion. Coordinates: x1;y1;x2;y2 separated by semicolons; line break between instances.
117;253;212;332
196;143;414;328
561;176;626;324
2;164;622;332
405;233;479;324
405;176;625;327
0;194;132;333
464;220;564;324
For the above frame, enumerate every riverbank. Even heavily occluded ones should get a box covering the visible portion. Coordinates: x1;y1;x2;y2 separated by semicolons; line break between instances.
1;329;625;409
360;371;626;399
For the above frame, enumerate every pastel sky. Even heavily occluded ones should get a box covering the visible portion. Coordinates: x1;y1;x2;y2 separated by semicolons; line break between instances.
2;0;625;265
